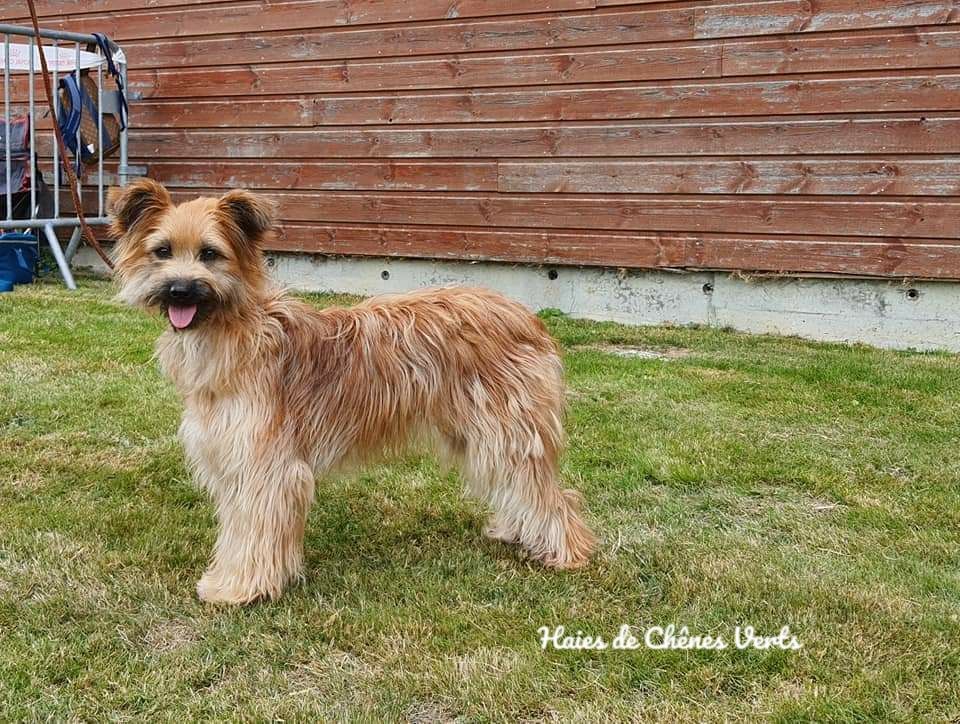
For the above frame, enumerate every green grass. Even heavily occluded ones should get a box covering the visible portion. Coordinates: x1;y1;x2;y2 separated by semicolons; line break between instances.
1;278;958;721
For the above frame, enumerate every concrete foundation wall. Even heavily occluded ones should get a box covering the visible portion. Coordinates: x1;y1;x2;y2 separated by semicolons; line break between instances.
75;249;960;352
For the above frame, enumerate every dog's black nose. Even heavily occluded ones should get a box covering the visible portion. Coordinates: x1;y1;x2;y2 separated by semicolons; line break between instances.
168;279;195;301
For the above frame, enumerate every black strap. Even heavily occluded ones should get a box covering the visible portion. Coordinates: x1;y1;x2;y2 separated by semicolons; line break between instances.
90;32;128;131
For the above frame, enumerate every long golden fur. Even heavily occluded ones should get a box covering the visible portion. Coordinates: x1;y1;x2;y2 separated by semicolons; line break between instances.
109;179;595;604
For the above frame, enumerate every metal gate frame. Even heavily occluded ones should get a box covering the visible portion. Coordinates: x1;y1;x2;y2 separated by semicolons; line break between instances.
0;22;129;289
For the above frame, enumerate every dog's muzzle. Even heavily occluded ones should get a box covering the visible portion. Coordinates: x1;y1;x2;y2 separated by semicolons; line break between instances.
156;278;215;330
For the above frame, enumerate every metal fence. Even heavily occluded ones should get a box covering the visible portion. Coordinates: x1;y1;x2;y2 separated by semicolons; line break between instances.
0;22;129;289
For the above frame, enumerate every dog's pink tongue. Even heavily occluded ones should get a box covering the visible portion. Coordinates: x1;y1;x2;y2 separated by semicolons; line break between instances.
168;304;197;330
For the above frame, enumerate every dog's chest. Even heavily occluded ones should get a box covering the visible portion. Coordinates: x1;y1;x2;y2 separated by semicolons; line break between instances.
157;328;257;397
179;394;272;483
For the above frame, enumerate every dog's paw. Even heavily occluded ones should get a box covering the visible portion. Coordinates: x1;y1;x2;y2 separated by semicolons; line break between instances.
196;574;264;606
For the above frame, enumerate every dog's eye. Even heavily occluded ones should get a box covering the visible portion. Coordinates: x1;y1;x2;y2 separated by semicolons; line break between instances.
199;247;220;263
153;245;172;259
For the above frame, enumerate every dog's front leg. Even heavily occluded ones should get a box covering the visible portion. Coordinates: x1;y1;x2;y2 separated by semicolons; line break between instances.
196;454;315;605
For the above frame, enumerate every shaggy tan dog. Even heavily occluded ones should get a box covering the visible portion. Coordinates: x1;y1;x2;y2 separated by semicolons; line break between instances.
109;179;595;604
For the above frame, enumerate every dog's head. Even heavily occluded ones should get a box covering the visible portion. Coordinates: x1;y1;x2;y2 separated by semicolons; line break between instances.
108;179;276;331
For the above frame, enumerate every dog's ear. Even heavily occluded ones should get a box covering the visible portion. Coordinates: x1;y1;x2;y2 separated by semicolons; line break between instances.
215;190;277;252
108;178;172;239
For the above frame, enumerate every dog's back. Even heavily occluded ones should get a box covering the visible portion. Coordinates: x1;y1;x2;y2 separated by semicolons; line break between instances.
276;286;564;462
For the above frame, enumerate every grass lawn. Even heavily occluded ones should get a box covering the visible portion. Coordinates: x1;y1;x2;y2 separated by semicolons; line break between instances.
0;277;958;721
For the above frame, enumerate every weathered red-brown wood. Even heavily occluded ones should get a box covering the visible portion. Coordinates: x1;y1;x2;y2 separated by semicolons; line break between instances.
15;0;955;44
695;0;959;39
74;218;960;279
120;157;960;196
156;190;960;239
267;223;960;278
724;26;960;75
132;99;316;127
121;7;696;68
28;0;960;278
126;43;723;98
138;98;318;128
308;74;960;124
125;115;960;157
25;0;218;15
24;28;960;99
498;158;960;196
144;160;498;191
5;0;597;39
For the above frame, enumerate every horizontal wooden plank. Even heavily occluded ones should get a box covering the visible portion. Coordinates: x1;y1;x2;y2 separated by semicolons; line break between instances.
119;28;960;101
10;93;317;133
7;0;596;40
17;0;954;48
130;99;310;127
725;26;960;75
125;115;960;155
137;98;317;127
143;160;498;190
7;95;317;128
85;218;960;278
685;237;960;278
595;0;665;5
62;76;942;131
24;28;960;101
266;223;960;278
695;0;959;39
124;157;960;196
122;26;960;98
127;43;722;98
309;73;960;124
498;158;960;195
109;5;960;78
25;0;224;16
122;7;696;68
156;190;960;238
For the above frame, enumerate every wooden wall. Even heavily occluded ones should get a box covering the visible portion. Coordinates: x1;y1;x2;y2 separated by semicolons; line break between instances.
7;0;960;278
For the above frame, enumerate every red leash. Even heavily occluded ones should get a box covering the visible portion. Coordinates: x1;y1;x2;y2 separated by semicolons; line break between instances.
24;0;114;270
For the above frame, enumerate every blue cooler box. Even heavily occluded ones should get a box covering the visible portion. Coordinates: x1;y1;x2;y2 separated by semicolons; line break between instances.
0;232;39;287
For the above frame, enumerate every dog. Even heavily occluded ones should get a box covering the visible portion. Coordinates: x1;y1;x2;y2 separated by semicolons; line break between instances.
108;179;596;604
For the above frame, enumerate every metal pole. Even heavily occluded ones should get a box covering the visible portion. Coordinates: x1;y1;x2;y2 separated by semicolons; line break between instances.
4;34;10;221
74;41;80;209
0;23;100;45
52;36;58;217
119;61;128;186
43;222;75;289
63;225;81;261
28;33;35;218
0;216;111;229
97;56;103;216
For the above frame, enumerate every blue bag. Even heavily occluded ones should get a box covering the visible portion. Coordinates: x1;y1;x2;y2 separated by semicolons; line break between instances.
0;232;39;286
57;33;127;174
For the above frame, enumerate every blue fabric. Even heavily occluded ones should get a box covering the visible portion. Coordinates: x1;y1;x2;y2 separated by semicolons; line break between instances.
57;75;83;173
0;232;38;285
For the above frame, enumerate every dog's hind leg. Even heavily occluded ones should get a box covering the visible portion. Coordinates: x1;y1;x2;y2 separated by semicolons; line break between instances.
453;422;596;570
196;454;315;605
482;453;595;570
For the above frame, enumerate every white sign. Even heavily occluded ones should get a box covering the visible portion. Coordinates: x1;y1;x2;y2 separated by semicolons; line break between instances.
1;43;104;73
